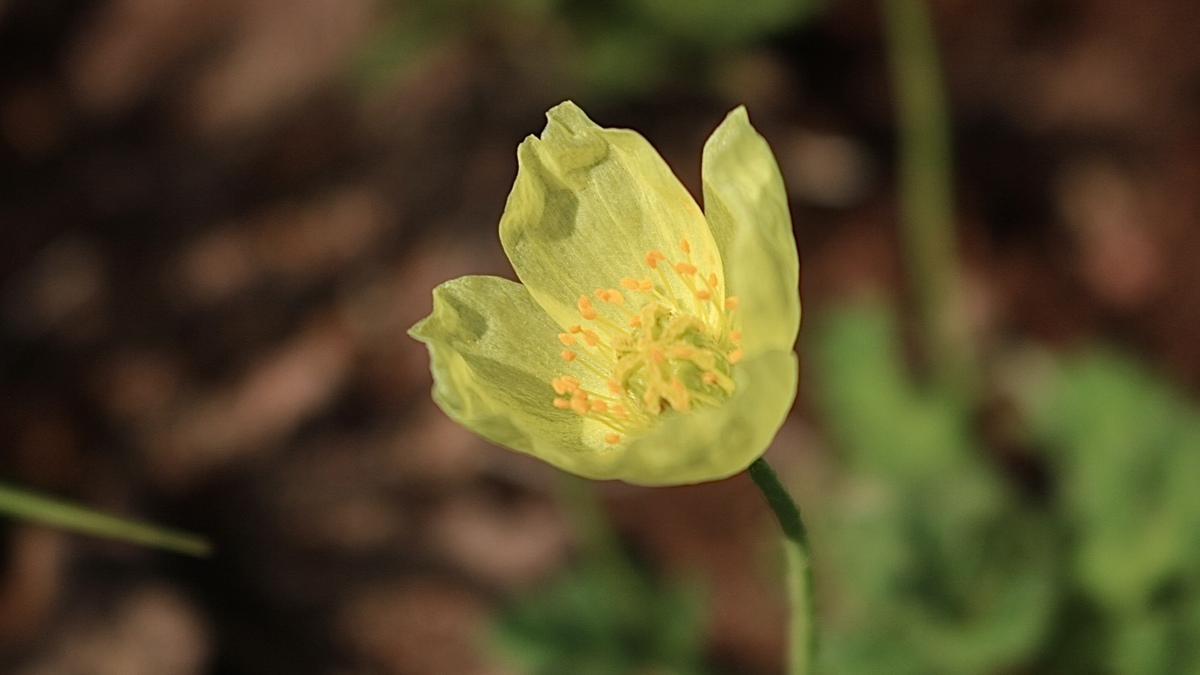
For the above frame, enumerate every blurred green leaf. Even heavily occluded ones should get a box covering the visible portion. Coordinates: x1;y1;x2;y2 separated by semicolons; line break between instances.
1026;350;1200;610
0;482;209;556
813;301;1057;674
490;560;708;675
812;300;974;480
1022;349;1200;673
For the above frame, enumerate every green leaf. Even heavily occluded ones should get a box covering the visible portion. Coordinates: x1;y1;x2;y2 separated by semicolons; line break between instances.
0;482;209;556
490;561;708;675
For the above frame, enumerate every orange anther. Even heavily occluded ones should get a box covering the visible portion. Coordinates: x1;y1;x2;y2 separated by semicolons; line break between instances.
679;237;691;254
551;377;568;395
645;250;666;268
725;296;740;310
620;277;641;290
728;348;744;364
561;350;577;362
578;295;598;320
590;400;608;413
613;404;628;419
638;279;654;291
673;262;697;276
553;397;571;409
695;289;711;301
670;378;691;412
702;372;718;385
628;315;642;327
581;330;600;347
706;273;718;288
568;324;582;334
561;376;580;391
558;333;576;346
650;348;664;363
607;380;623;394
604;433;621;444
570;397;590;415
729;330;741;343
606;290;624;305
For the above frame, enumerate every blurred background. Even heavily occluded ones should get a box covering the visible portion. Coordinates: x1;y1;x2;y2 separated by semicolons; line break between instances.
3;0;1200;673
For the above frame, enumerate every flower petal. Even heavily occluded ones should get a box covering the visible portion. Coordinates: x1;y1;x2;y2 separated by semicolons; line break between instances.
621;348;798;485
409;275;625;477
701;106;800;358
500;101;725;329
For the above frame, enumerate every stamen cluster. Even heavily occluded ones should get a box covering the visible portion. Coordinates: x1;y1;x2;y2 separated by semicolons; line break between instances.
550;238;742;445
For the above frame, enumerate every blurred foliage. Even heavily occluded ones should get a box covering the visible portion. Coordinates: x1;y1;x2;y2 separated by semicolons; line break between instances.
490;557;709;675
813;302;1056;674
1027;349;1200;674
358;0;819;98
811;301;1200;674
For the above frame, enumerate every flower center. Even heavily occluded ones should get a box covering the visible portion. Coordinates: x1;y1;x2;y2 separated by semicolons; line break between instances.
550;238;742;446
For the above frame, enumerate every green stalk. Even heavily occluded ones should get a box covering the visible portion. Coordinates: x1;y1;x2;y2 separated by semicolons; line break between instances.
881;0;980;398
0;482;210;556
747;458;815;675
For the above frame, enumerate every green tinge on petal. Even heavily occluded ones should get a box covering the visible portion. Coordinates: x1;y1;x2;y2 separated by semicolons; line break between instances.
620;349;798;486
409;275;621;477
500;101;726;329
701;106;800;358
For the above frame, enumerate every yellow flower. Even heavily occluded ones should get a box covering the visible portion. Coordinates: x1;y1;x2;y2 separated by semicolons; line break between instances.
409;102;799;485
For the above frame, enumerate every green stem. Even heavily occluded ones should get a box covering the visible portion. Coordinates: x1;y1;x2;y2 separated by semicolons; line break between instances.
747;458;815;675
881;0;980;399
0;482;210;556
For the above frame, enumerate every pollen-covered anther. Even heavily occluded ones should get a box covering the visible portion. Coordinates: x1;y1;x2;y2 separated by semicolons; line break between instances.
557;333;576;346
607;380;623;394
725;296;740;310
613;404;628;419
595;289;623;305
728;348;744;364
570;390;590;415
551;377;569;395
561;350;577;362
669;378;692;412
673;262;697;276
569;324;582;334
679;237;691;254
628;315;642;327
590;400;608;413
645;250;666;268
620;277;654;292
702;372;718;386
581;329;600;347
695;289;711;301
604;433;621;445
729;330;741;342
577;295;598;320
706;273;718;289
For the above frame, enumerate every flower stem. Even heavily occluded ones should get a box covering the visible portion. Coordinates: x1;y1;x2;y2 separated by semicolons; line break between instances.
882;0;980;400
747;458;815;675
0;482;210;556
